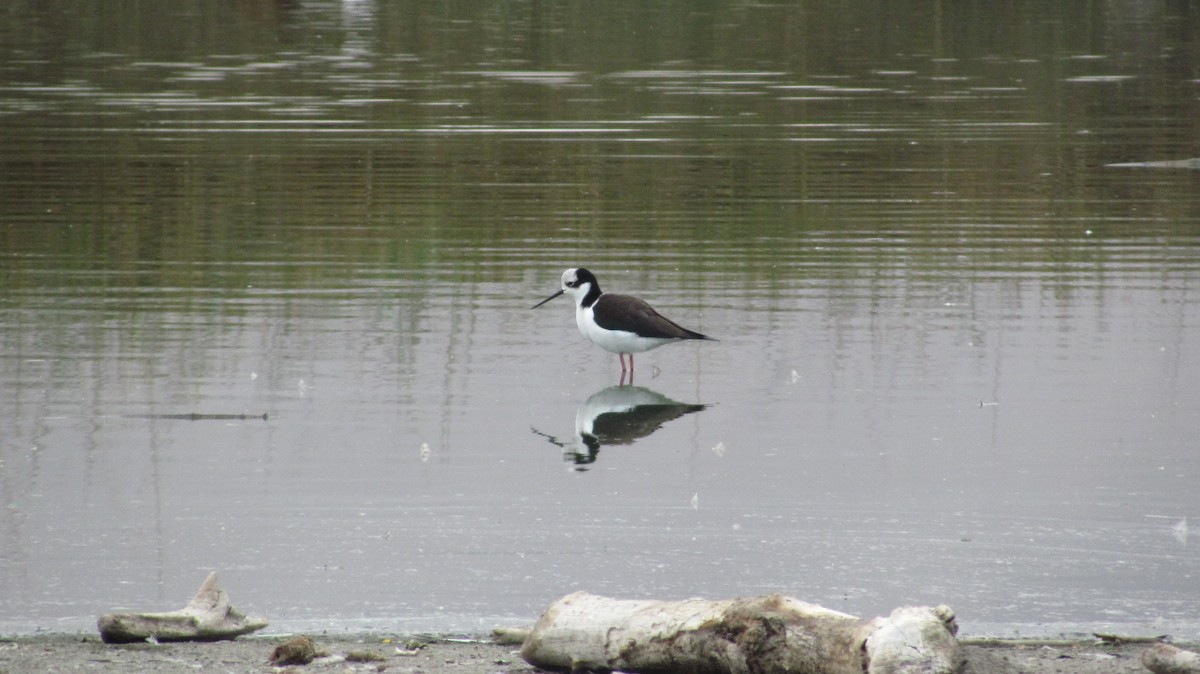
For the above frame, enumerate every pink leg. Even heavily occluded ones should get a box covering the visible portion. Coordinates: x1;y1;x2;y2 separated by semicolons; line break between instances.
618;354;629;371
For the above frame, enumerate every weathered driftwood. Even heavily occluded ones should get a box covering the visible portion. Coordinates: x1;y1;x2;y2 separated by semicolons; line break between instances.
520;591;962;674
493;626;532;645
1143;643;1200;674
97;572;268;643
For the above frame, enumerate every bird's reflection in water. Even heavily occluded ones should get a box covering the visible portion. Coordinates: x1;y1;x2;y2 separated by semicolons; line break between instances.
533;385;709;470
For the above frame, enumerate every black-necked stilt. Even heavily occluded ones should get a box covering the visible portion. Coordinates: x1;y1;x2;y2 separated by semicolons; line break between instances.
532;268;715;371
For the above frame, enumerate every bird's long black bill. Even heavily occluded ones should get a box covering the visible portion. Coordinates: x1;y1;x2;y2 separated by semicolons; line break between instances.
531;289;564;309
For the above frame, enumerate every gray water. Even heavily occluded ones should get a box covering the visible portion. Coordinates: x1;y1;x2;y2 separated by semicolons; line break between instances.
2;1;1199;638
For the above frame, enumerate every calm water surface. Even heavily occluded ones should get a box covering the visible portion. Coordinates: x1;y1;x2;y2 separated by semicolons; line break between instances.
2;2;1199;637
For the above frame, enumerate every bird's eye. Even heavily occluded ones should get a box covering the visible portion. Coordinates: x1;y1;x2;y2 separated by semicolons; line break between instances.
566;280;577;287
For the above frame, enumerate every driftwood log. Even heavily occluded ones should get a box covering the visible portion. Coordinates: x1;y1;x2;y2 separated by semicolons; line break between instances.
520;592;962;674
97;572;268;643
1143;644;1200;674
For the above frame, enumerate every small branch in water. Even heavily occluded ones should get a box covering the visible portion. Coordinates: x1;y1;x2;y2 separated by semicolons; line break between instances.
960;634;1169;648
1093;632;1169;645
959;637;1083;647
125;413;270;421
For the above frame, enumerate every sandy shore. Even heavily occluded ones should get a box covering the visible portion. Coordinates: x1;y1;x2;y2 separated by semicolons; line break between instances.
0;631;1190;674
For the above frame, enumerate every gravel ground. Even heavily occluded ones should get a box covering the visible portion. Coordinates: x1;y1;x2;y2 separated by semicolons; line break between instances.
0;632;1190;673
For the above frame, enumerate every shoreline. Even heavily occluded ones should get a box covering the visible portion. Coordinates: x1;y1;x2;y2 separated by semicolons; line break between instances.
1;630;1194;674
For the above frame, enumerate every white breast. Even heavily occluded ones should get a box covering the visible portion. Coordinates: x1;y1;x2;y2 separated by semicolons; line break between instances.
576;304;674;354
